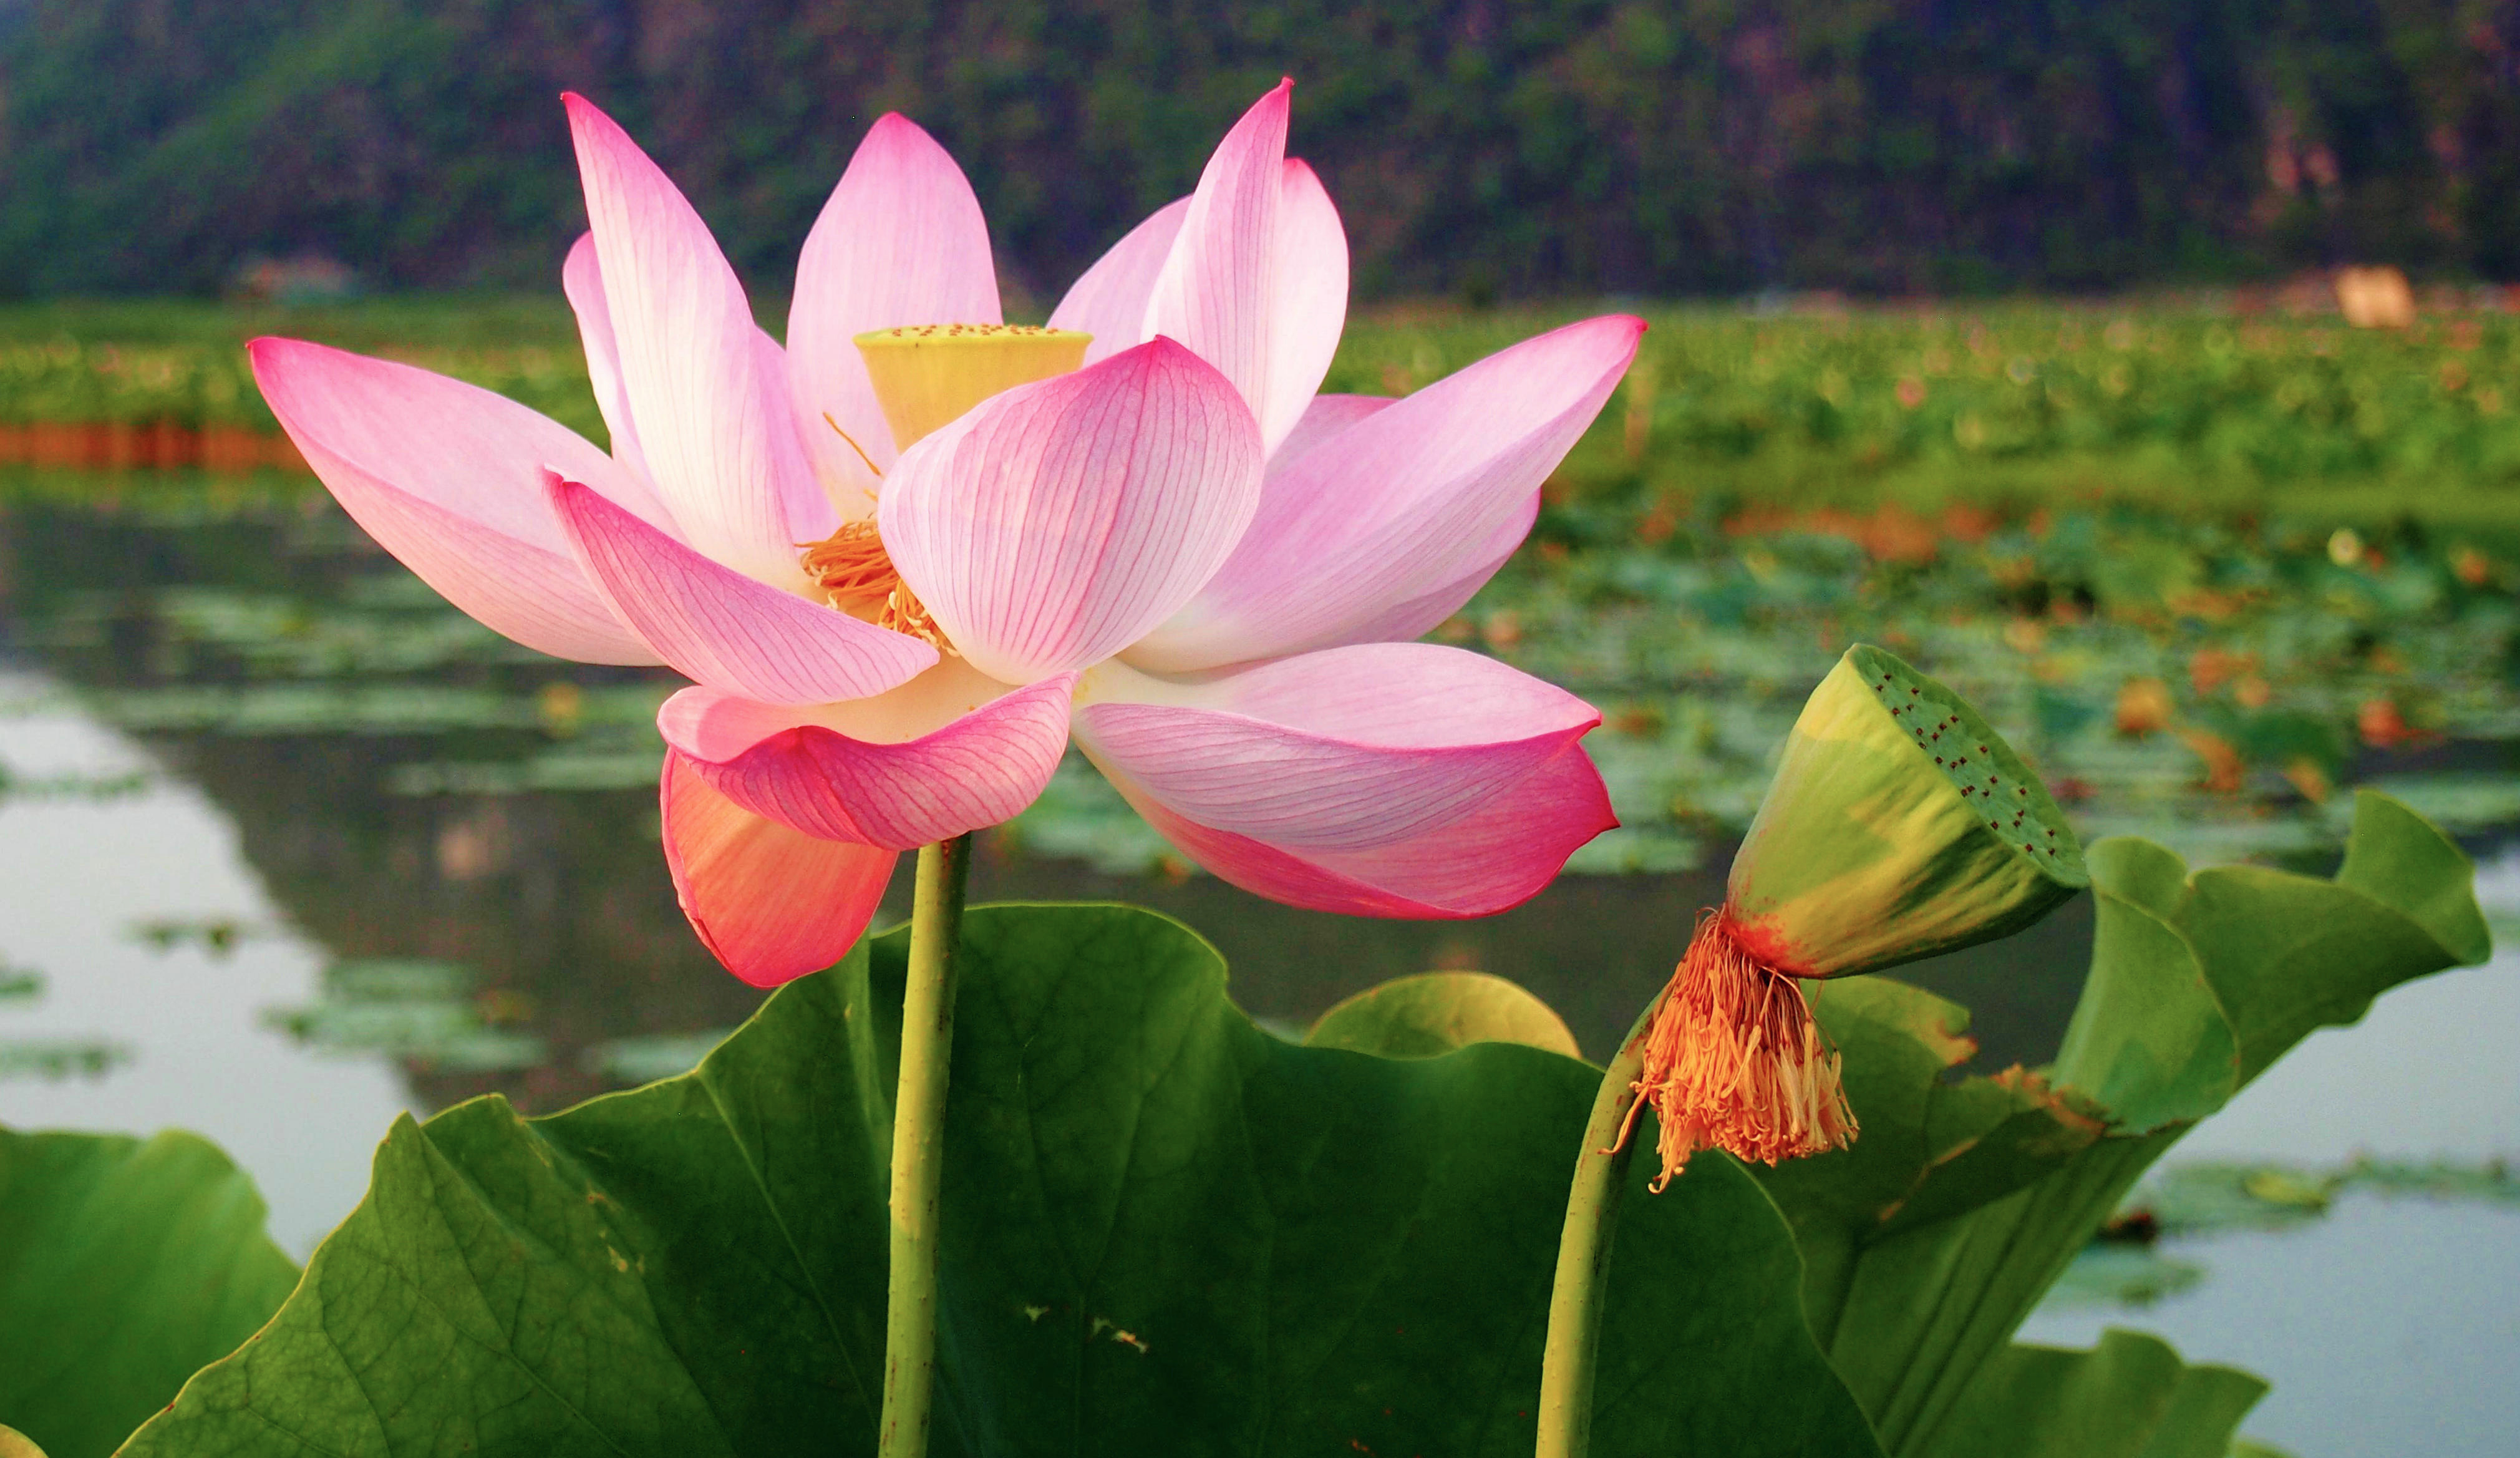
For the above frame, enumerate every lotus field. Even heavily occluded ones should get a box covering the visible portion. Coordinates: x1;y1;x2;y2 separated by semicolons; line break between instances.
0;82;2513;1458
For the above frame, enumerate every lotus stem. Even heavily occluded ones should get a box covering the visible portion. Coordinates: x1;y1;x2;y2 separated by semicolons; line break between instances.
1534;998;1661;1458
879;832;973;1458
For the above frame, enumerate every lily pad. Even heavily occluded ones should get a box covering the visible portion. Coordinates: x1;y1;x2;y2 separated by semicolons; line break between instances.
1752;789;2486;1456
1304;970;1582;1059
1925;1328;2266;1458
0;1127;298;1458
125;905;1879;1457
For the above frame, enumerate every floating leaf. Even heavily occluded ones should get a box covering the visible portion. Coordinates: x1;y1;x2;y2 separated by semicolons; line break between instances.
1304;970;1582;1059
127;905;1879;1457
0;1128;298;1458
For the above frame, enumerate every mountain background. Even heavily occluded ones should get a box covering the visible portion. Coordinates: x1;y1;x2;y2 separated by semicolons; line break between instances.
6;0;2520;301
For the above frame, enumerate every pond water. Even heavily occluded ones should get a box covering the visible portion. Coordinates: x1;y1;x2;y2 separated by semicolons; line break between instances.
0;467;2513;1454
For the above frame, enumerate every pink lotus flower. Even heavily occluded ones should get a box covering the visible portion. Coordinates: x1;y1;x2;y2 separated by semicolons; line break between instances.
250;85;1642;986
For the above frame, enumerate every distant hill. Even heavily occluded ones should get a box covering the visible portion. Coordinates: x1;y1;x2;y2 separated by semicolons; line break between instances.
6;0;2519;299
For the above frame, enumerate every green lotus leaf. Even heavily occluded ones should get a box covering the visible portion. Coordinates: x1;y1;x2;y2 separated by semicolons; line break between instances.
0;1128;299;1458
1924;1329;2267;1458
1729;645;2088;978
1304;970;1582;1059
124;904;1879;1457
1753;790;2486;1456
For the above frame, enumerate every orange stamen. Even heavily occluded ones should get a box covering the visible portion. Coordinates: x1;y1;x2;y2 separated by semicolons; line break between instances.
798;521;951;653
1612;909;1856;1188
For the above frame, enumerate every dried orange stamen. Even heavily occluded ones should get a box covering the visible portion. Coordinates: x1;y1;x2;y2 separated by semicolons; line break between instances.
1612;910;1856;1188
799;521;950;653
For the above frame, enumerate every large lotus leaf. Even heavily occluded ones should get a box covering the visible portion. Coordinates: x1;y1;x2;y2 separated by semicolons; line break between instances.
1753;790;2486;1455
1922;1329;2266;1458
1303;970;1581;1059
125;904;1879;1457
0;1128;299;1458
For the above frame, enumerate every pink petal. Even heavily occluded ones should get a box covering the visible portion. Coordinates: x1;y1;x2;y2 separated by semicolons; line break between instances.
549;474;936;703
1108;744;1615;918
1143;82;1289;441
662;751;896;988
561;231;653;487
878;338;1264;684
1048;197;1189;366
1072;643;1599;851
658;662;1076;850
1128;314;1643;672
1259;158;1349;454
1329;490;1539;646
249;336;659;665
1269;392;1392;474
566;92;818;585
788;113;1002;498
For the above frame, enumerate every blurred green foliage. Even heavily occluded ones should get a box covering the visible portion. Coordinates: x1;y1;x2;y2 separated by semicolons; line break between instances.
19;295;2520;513
6;1;2520;298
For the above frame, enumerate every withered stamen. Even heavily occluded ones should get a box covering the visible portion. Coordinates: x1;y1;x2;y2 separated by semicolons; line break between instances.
1611;910;1856;1189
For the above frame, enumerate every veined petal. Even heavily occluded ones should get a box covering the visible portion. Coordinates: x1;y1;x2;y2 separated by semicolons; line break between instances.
879;338;1264;684
550;474;936;703
1144;82;1289;443
1259;158;1349;454
659;661;1075;850
561;231;653;488
1328;490;1537;646
1268;392;1390;474
662;751;895;988
1129;314;1643;671
566;92;818;584
1107;744;1615;919
788;113;1002;505
1072;644;1599;851
1048;197;1189;366
249;336;659;665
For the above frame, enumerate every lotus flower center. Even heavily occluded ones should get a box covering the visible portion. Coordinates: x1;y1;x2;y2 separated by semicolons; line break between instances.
800;325;1092;652
852;323;1091;452
802;522;949;650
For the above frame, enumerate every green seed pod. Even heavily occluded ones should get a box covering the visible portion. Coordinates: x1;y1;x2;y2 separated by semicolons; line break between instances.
1724;644;2088;978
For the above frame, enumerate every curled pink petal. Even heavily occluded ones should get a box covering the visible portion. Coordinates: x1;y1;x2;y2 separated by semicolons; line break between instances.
249;337;659;665
662;751;896;987
1130;314;1643;671
549;474;936;704
789;113;1002;499
1049;197;1189;366
1073;644;1599;851
878;338;1264;684
1144;82;1290;439
1259;158;1349;453
1107;745;1616;918
659;663;1076;850
566;92;818;583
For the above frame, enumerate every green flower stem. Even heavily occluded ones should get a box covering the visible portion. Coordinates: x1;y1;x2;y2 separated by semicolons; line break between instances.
878;832;973;1458
1534;998;1660;1458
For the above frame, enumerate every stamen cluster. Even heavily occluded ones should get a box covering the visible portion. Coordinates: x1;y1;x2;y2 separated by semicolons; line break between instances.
801;522;949;651
1617;910;1857;1187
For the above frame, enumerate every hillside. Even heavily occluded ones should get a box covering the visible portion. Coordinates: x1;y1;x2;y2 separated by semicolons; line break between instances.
6;0;2519;299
